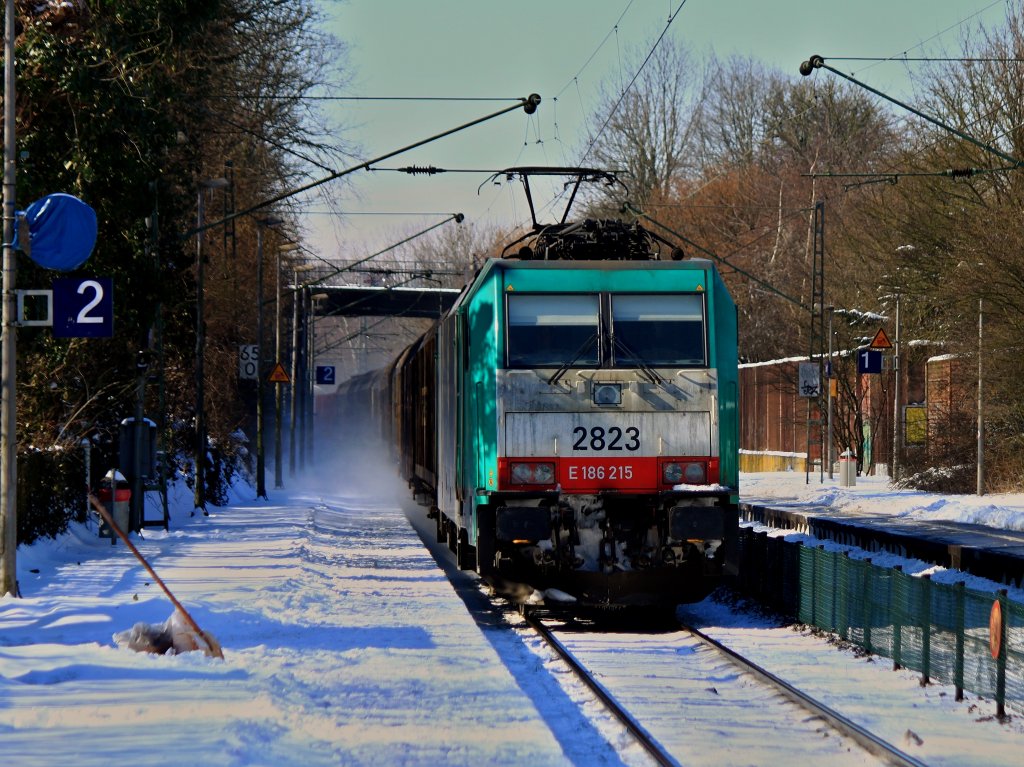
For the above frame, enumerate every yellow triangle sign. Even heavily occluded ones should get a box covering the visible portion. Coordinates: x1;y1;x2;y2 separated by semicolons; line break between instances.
870;328;893;349
268;363;290;383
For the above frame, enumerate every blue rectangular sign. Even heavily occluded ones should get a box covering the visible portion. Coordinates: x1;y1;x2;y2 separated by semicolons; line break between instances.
52;277;113;338
857;348;882;375
315;365;336;385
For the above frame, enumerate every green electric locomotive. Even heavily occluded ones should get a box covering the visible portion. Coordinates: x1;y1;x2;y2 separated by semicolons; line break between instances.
340;170;740;610
421;239;739;609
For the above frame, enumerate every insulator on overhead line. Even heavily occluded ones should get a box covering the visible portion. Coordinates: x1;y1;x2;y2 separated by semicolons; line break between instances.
397;165;441;175
799;55;824;77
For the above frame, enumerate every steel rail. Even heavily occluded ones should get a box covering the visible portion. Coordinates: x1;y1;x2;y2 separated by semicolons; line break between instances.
410;496;918;766
680;622;927;767
523;611;679;767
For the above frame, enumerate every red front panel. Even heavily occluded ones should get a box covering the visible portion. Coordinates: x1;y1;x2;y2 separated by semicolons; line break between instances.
497;456;720;493
559;456;659;492
498;456;659;492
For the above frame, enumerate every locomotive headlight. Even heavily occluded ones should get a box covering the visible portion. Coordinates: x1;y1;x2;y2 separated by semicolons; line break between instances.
511;463;535;484
662;461;707;485
593;383;622;406
533;463;555;484
662;462;684;484
683;462;706;484
510;461;556;486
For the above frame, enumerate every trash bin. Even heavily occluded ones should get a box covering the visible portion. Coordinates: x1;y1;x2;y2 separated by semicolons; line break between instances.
97;469;131;544
839;450;857;488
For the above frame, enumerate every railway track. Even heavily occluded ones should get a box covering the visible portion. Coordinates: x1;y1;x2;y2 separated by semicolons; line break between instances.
522;610;678;766
522;609;928;767
408;497;931;764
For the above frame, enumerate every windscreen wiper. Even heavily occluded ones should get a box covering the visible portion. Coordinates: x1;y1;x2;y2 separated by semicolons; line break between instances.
547;330;599;386
611;335;664;385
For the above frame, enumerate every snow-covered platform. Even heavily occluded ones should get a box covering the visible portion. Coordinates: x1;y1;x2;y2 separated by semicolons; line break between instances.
741;472;1024;588
0;469;589;766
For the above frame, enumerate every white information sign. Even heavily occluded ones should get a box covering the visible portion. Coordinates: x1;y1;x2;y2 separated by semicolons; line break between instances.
239;344;259;380
798;362;820;398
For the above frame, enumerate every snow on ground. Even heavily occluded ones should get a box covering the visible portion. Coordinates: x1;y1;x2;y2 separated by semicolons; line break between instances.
2;458;1024;765
682;597;1024;767
741;469;1024;601
1;452;625;767
742;469;1024;532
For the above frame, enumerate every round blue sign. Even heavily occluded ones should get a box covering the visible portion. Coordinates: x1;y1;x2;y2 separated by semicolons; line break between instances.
16;193;98;271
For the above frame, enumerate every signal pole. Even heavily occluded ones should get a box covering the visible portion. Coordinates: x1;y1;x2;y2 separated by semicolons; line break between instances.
1;0;18;596
978;298;984;496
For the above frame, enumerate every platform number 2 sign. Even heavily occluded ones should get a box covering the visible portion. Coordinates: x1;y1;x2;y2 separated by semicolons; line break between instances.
52;277;113;338
316;366;336;385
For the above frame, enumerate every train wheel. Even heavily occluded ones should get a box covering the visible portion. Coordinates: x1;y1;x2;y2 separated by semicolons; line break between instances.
476;504;496;576
456;528;476;571
432;506;445;543
447;520;458;554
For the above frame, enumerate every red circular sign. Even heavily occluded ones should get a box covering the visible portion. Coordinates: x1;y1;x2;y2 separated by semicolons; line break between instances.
990;600;1003;659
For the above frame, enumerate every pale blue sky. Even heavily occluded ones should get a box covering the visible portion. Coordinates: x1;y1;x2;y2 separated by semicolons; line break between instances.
306;0;1010;260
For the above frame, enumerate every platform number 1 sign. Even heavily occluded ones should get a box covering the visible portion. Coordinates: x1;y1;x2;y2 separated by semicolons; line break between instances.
858;349;882;375
52;277;113;338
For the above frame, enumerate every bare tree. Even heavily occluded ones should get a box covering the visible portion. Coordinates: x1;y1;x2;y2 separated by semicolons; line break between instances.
860;5;1024;487
696;54;783;171
580;37;705;209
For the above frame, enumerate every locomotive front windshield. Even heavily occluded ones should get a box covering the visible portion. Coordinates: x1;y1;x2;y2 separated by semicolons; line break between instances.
611;294;706;366
506;294;600;367
506;292;707;368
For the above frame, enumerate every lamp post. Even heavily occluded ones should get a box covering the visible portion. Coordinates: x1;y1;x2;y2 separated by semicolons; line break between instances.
891;292;902;482
290;263;316;475
193;176;229;513
978;298;984;496
0;0;17;596
308;293;328;466
827;306;834;480
299;286;309;467
892;245;914;484
274;242;301;488
254;216;283;499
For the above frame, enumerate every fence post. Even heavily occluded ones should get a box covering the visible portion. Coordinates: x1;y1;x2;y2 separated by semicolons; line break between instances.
862;558;872;654
892;565;903;671
996;589;1007;719
741;526;754;594
814;545;825;628
838;552;850;640
830;545;838;632
807;543;818;626
921;573;931;686
756;530;769;602
790;540;803;620
954;580;965;702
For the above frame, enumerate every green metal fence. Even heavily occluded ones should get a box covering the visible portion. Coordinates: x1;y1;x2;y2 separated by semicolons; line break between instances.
736;527;1024;716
